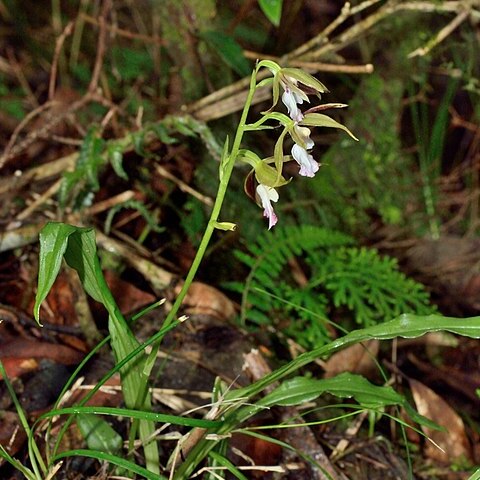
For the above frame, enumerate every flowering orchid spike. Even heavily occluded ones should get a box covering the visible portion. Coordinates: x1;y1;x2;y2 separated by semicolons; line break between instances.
292;144;320;178
256;184;279;229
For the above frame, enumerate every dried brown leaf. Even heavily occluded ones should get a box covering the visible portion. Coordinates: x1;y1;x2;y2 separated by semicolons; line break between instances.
324;340;379;378
409;378;471;464
175;281;236;320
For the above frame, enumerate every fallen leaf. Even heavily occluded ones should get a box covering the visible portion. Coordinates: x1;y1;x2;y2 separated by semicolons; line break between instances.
0;339;84;365
104;270;156;314
409;378;471;464
174;281;236;320
324;340;379;378
0;357;38;379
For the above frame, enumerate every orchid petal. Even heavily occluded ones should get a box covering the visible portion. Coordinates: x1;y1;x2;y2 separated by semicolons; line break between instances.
291;125;314;150
282;90;304;122
256;184;279;229
292;144;320;178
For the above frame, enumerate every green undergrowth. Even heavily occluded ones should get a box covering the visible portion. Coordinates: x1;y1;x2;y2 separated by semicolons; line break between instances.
226;225;435;348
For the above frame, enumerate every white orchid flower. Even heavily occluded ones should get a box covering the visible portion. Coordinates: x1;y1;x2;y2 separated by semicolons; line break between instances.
281;87;304;122
256;184;279;230
291;144;320;178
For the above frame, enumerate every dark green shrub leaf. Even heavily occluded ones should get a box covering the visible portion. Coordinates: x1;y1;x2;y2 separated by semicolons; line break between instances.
201;30;250;77
258;0;283;27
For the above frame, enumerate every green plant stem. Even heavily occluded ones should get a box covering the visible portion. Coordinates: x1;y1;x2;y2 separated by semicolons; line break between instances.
153;69;259;339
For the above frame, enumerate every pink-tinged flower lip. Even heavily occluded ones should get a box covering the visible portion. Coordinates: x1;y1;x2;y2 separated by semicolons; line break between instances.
256;184;279;229
292;144;320;178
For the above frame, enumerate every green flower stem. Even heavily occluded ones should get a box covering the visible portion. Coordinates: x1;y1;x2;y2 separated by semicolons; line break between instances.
149;68;259;350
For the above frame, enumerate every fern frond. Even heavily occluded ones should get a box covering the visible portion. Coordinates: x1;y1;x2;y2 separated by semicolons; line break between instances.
230;224;435;349
234;225;354;325
309;247;434;326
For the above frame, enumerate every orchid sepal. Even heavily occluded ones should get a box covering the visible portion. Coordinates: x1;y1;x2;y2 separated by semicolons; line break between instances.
301;113;359;141
280;67;329;94
254;160;289;188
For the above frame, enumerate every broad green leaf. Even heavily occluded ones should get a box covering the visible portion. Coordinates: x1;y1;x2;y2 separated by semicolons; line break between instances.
201;30;251;77
261;373;401;408
77;414;122;454
177;313;480;478
258;0;283;27
34;223;79;324
227;314;480;420
34;222;159;474
260;373;440;430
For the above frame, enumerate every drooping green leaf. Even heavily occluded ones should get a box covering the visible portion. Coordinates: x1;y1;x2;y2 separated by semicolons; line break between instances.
34;222;159;474
201;30;251;77
262;373;441;431
77;414;122;455
34;223;79;324
258;0;283;27
262;372;397;407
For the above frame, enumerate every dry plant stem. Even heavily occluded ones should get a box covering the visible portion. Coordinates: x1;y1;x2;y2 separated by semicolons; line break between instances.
330;410;369;460
80;12;166;45
48;21;75;100
242;350;339;480
408;9;470;57
188;0;477;120
0;0;110;169
0;100;60;168
95;230;174;292
244;51;374;74
15;178;63;222
155;165;214;206
6;48;38;107
88;0;111;95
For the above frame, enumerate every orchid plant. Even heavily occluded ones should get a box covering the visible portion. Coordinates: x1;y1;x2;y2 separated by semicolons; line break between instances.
239;60;358;230
28;59;358;479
